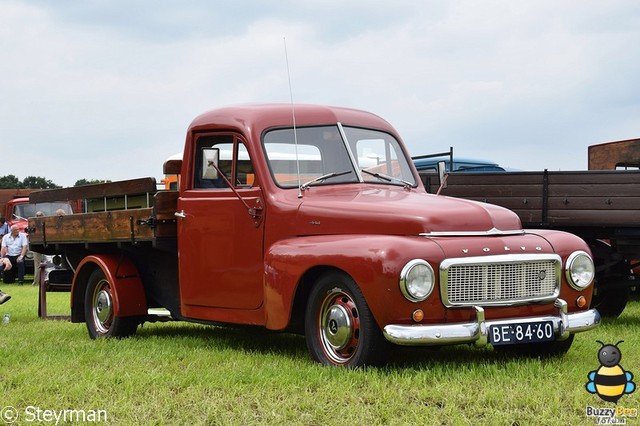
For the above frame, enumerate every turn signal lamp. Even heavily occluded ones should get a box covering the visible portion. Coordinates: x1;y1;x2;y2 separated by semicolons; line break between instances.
412;309;424;322
576;296;587;308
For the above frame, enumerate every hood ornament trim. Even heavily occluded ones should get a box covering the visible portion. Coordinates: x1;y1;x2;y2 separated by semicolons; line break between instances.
420;228;525;237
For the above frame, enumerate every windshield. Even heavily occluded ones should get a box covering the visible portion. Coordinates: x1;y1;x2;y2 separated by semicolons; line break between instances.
342;126;416;186
14;202;74;219
263;125;416;188
263;126;359;188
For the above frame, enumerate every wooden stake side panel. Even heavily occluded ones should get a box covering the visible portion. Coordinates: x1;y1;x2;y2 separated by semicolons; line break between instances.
29;178;157;204
29;208;156;245
26;178;180;242
153;191;179;238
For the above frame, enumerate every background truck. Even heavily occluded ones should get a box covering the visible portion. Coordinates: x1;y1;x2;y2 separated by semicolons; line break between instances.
5;197;76;230
412;147;509;173
0;189;37;218
28;104;599;367
2;196;76;273
423;139;640;317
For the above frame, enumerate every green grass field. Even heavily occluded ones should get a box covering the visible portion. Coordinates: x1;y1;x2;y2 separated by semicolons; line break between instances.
1;279;638;425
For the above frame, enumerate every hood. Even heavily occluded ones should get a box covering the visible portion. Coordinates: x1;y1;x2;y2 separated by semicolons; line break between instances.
296;185;522;236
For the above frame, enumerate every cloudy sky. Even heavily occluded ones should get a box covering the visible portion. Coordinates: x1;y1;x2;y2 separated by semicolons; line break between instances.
1;1;639;187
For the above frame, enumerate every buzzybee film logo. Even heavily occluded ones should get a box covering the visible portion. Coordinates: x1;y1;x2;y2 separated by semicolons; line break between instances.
584;340;638;424
585;341;636;403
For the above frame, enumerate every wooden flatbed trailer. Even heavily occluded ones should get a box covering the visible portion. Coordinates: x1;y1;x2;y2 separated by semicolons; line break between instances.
424;169;640;317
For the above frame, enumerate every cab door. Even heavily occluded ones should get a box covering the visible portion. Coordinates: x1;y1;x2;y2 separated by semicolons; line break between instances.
177;133;264;315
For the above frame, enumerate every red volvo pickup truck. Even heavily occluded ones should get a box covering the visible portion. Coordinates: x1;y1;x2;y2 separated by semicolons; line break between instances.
28;104;600;366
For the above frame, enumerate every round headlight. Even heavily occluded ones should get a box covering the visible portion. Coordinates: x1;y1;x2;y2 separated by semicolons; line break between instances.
400;259;435;302
566;251;595;290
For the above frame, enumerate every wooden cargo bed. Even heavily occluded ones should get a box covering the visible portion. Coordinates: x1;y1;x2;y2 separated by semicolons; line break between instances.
28;178;178;248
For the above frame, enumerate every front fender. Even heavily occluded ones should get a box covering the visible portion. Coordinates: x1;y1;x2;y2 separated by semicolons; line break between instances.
71;254;147;323
263;234;445;330
525;229;595;309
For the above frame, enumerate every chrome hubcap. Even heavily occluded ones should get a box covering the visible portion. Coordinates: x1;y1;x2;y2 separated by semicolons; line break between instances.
92;280;113;334
319;289;360;364
96;290;112;323
323;305;351;350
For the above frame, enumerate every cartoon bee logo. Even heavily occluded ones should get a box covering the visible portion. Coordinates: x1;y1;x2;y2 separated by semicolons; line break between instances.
586;340;636;403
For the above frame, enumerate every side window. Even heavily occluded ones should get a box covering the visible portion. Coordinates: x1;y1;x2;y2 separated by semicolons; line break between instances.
236;143;255;187
194;134;255;189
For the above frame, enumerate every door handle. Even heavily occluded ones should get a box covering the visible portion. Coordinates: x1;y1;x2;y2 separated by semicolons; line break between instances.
174;210;186;219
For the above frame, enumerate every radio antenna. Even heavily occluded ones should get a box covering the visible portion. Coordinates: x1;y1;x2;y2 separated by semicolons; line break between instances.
283;37;303;198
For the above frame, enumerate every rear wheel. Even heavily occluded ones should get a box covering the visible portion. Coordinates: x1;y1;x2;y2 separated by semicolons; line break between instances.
305;271;388;367
84;268;138;339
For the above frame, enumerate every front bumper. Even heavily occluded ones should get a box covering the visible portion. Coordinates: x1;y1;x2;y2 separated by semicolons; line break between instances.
383;299;600;347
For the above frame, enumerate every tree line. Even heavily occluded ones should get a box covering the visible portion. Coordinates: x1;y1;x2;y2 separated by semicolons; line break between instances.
0;175;110;189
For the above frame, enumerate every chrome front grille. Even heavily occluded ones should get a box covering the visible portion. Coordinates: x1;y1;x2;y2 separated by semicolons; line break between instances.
440;254;561;307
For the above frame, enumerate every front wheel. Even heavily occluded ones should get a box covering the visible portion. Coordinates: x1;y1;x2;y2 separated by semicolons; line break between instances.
84;268;139;339
304;271;389;367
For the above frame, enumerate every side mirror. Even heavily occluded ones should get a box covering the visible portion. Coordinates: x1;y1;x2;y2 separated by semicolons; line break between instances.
437;161;447;189
202;148;220;180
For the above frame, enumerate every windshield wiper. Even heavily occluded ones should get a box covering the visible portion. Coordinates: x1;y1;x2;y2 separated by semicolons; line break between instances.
361;169;413;189
301;170;352;190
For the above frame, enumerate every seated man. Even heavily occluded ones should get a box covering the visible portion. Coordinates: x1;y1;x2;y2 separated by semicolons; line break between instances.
1;224;28;285
0;257;12;304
